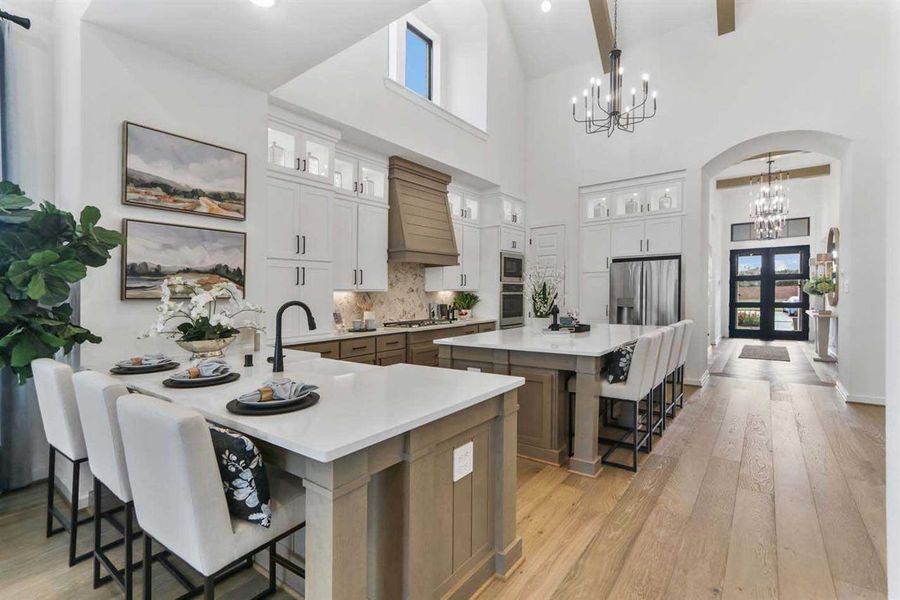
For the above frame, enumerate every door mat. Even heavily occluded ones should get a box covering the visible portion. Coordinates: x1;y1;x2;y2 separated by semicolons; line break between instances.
739;345;790;362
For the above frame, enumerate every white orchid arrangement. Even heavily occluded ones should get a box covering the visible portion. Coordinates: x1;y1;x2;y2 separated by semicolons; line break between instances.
141;277;264;341
526;263;564;318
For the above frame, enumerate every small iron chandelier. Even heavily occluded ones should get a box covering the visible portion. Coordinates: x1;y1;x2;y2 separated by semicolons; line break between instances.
749;153;790;239
571;0;657;137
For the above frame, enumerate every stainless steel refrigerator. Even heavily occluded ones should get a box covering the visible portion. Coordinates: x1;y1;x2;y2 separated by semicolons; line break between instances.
609;257;681;326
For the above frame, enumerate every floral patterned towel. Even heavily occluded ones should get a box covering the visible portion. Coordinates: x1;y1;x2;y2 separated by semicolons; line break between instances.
606;341;637;384
208;425;272;527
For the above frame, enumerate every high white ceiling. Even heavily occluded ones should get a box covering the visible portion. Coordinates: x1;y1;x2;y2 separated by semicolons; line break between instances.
501;0;716;78
82;0;429;91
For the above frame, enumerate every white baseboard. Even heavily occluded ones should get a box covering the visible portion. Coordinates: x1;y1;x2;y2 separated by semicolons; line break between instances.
686;369;710;387
835;379;885;406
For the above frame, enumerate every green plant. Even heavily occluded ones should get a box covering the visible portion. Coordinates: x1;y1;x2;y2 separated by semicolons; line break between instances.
0;181;124;383
802;274;835;296
143;277;263;341
452;292;480;311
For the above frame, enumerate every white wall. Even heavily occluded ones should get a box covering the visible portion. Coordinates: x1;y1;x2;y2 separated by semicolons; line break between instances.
525;1;889;401
70;23;269;363
271;0;525;197
713;170;840;340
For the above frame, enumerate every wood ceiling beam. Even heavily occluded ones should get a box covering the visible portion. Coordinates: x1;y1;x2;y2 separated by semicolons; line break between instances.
717;0;735;35
589;0;614;73
716;164;831;190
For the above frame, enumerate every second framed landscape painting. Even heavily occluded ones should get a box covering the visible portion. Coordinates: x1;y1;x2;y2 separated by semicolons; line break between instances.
121;219;246;300
122;121;247;220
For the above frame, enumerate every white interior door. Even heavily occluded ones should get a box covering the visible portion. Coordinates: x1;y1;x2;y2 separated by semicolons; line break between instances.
332;198;357;290
531;224;566;269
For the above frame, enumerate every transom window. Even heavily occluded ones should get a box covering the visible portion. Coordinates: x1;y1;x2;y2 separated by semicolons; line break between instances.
731;217;810;242
405;24;432;100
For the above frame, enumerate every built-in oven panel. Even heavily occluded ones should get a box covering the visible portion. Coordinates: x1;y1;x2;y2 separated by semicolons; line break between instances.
500;283;524;328
500;252;524;283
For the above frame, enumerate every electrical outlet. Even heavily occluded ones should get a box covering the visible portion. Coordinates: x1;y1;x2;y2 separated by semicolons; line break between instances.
453;441;474;482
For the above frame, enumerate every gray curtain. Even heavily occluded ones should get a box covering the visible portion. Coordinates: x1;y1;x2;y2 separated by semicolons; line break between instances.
0;19;44;492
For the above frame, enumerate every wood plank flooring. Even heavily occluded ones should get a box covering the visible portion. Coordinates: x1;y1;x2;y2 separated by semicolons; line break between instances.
0;340;885;599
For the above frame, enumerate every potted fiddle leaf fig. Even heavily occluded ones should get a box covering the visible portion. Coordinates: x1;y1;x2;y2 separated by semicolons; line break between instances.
0;181;124;383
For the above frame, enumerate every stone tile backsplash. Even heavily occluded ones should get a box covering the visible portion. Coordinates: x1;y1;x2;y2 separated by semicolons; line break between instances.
333;263;455;325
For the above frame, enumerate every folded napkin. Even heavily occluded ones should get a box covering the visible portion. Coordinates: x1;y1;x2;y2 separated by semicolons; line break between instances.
117;353;172;368
174;358;231;380
238;377;318;404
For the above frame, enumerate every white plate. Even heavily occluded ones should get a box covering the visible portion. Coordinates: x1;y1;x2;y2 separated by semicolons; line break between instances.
238;386;317;409
170;370;232;383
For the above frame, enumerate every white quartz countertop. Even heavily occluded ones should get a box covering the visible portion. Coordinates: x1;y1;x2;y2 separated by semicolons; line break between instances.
278;318;496;345
85;349;523;463
435;323;660;357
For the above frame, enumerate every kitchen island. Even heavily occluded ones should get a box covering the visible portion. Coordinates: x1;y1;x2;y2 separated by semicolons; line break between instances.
88;349;524;600
435;324;657;477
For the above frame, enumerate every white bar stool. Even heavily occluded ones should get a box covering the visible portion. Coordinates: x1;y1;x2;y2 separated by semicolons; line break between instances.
117;394;307;599
675;320;695;409
32;358;104;566
596;330;662;472
663;321;686;422
73;370;143;598
648;326;675;439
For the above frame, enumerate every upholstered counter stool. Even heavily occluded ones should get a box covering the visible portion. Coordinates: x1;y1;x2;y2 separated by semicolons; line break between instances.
118;394;307;599
663;321;686;422
596;330;662;472
673;320;694;410
73;370;143;598
33;358;124;566
648;326;675;437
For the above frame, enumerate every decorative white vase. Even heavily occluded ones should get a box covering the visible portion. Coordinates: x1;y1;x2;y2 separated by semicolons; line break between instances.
810;295;825;312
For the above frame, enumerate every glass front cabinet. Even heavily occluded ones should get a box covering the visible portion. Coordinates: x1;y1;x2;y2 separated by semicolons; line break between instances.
267;121;335;186
332;152;387;203
579;173;685;226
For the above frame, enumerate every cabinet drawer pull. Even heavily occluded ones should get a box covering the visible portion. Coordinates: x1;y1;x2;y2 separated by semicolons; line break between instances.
353;269;358;285
351;345;367;351
385;340;399;346
301;235;306;255
647;239;650;252
295;158;301;170
359;269;363;285
354;181;358;192
295;266;299;286
640;239;643;252
302;159;307;172
301;266;306;286
295;235;300;254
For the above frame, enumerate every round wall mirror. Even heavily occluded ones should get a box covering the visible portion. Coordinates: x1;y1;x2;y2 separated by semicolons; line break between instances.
826;227;840;306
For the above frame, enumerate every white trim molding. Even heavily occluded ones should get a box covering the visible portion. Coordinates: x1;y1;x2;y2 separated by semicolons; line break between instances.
835;379;885;406
686;369;710;387
383;77;488;140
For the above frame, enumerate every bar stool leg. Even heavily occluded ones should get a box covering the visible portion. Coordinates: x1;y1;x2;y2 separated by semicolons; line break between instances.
632;401;639;471
93;478;102;588
268;543;277;593
46;446;56;538
143;534;152;600
69;459;82;567
203;577;215;600
125;502;135;600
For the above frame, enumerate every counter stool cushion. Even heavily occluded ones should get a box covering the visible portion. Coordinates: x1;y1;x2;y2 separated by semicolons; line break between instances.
667;322;685;375
652;327;676;388
678;320;694;368
72;370;133;502
118;394;305;577
209;425;272;528
32;358;87;461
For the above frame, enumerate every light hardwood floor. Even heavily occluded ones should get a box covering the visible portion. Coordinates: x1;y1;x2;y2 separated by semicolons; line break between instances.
0;341;885;599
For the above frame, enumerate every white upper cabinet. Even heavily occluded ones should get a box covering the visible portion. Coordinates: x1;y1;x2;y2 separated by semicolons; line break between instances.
332;150;387;203
611;217;682;258
500;226;525;252
448;190;463;220
332;198;389;292
425;223;480;291
645;181;682;215
579;172;685;225
581;225;611;272
265;260;333;339
448;186;480;223
502;197;525;227
266;175;332;262
267;120;335;186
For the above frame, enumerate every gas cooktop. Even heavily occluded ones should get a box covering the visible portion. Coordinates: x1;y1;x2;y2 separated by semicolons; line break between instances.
382;319;452;328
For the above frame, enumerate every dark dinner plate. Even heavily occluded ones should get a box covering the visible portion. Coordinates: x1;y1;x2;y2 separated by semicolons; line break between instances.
110;362;179;375
162;372;240;388
226;392;319;415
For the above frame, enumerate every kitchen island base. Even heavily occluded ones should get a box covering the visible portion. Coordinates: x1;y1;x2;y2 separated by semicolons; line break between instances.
440;346;605;473
258;389;522;600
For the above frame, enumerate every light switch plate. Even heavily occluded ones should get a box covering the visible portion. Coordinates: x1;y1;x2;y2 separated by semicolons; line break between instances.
453;441;474;482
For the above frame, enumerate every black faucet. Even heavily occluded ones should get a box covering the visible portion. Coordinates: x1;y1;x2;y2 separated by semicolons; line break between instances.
272;301;317;373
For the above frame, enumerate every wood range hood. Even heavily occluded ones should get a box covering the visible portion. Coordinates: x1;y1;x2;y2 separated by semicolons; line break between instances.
387;156;459;266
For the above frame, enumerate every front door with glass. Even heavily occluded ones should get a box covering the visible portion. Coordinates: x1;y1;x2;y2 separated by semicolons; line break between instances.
729;246;809;340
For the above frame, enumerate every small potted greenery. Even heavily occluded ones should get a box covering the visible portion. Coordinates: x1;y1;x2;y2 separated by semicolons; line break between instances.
142;277;263;359
452;292;480;320
802;274;835;312
0;181;124;384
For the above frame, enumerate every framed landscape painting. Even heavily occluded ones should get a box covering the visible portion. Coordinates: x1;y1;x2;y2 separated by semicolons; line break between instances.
121;219;246;300
122;122;247;220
